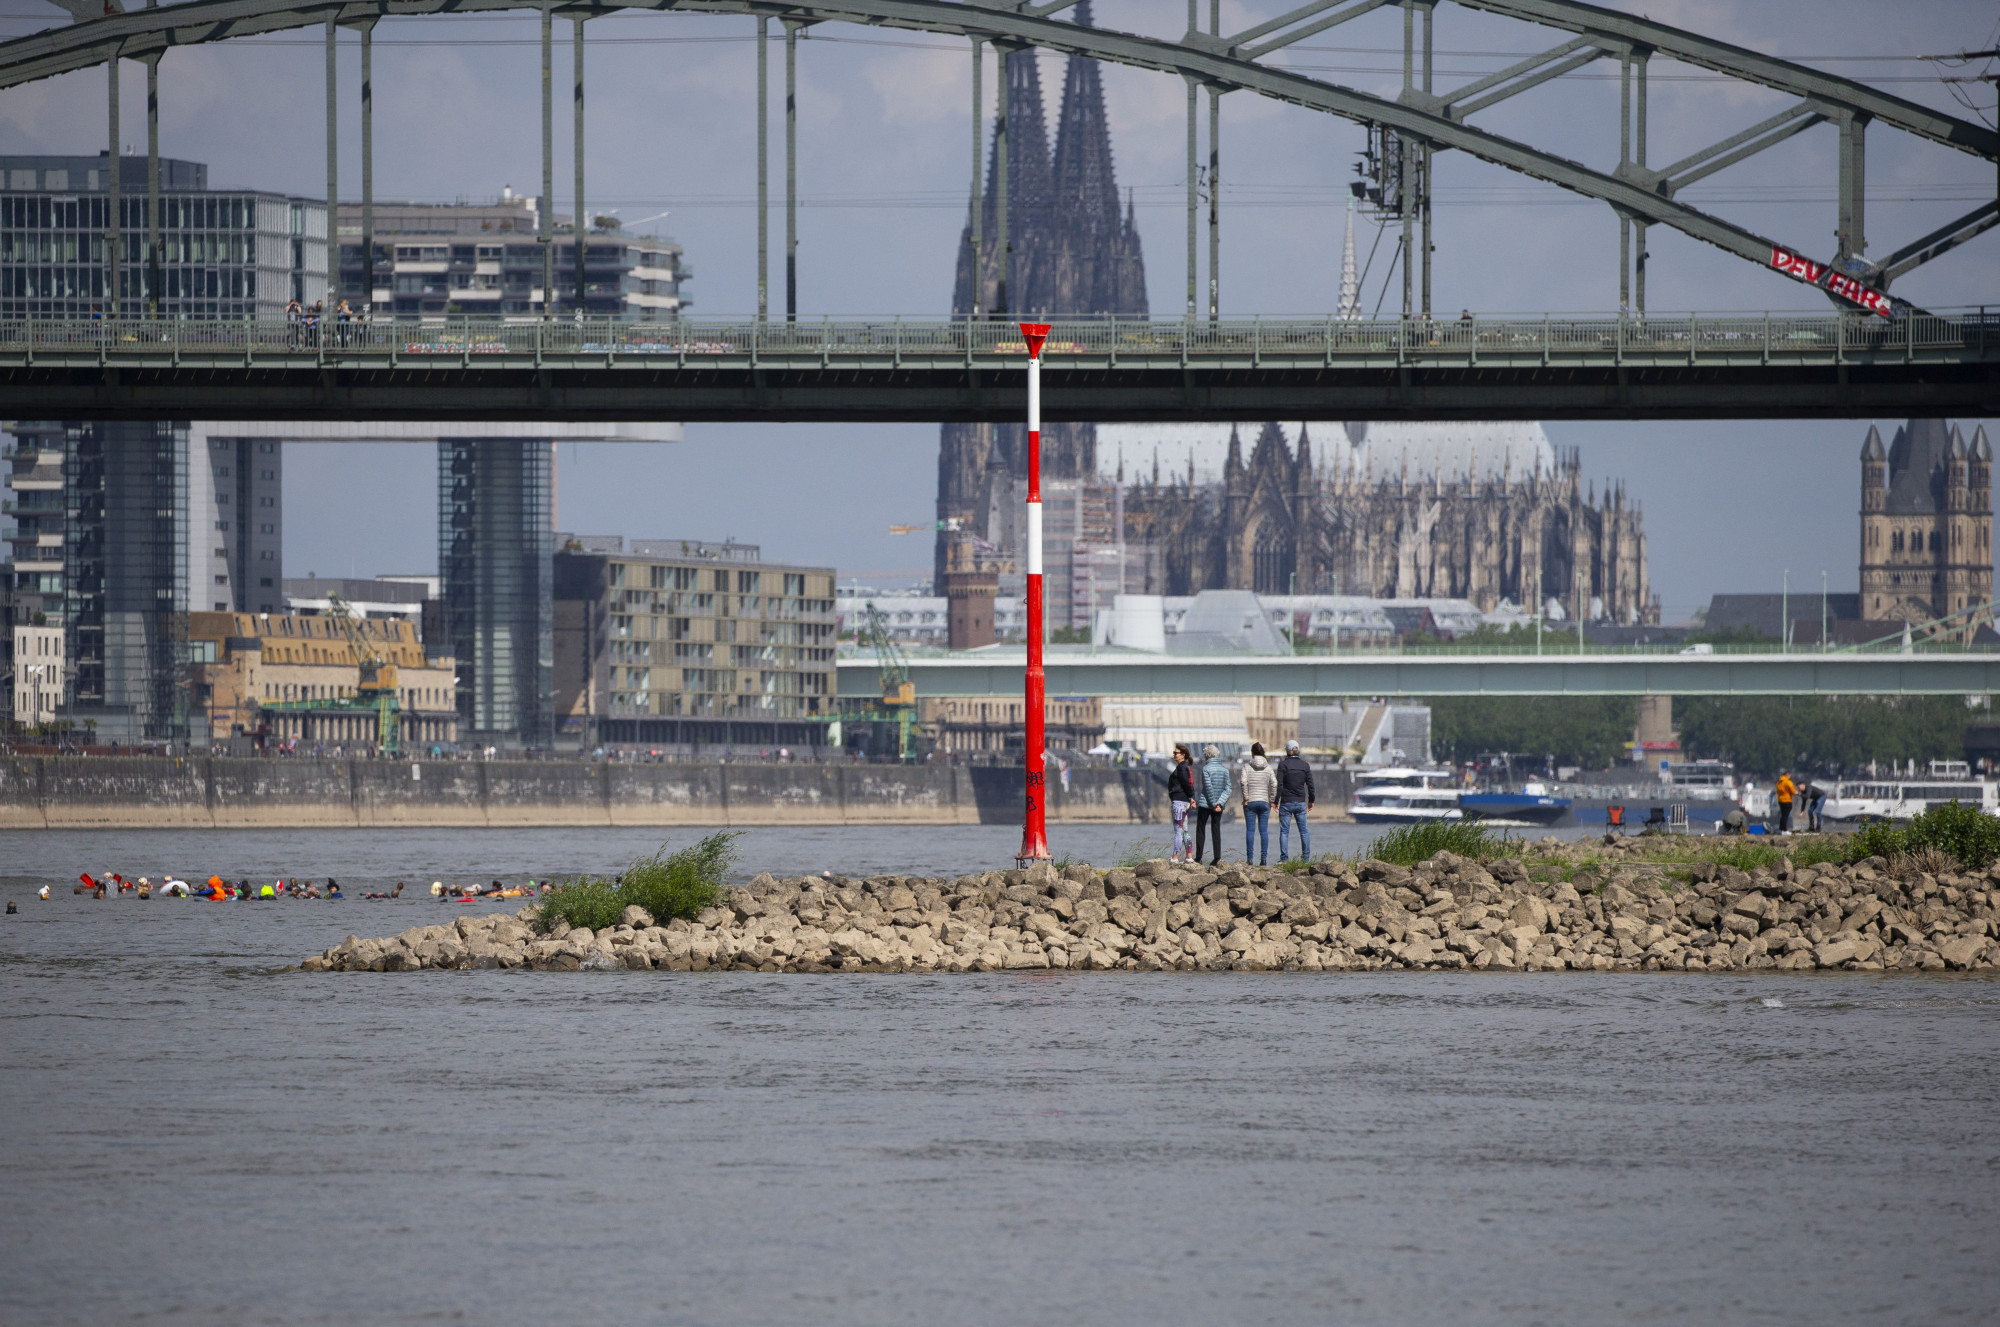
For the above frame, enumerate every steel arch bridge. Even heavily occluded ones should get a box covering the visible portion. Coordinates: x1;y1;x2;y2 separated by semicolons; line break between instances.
0;0;1995;422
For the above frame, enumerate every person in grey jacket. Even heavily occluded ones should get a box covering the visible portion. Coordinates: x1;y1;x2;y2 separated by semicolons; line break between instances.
1239;743;1278;865
1194;744;1232;865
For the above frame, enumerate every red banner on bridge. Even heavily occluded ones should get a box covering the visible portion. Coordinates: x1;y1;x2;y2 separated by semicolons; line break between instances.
1769;246;1893;317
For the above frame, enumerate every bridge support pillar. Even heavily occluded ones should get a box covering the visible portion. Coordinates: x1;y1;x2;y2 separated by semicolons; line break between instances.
1418;0;1431;319
995;45;1010;316
439;439;555;751
1208;83;1220;321
574;15;587;318
1620;49;1650;315
1838;113;1867;262
756;15;768;323
785;18;803;321
360;18;375;314
968;35;983;319
325;14;336;313
106;56;119;317
1184;71;1196;322
540;4;553;317
145;53;160;315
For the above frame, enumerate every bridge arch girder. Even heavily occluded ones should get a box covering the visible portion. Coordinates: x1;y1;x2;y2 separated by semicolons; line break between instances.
0;0;1991;307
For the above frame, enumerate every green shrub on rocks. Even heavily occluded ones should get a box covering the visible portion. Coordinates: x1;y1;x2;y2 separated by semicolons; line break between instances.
1847;801;2000;871
1363;820;1522;866
536;832;740;934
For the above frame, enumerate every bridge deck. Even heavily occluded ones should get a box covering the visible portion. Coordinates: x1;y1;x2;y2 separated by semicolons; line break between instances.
836;651;2000;698
1;313;1993;421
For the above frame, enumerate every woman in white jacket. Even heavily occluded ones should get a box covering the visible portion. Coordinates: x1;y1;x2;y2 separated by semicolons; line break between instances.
1238;742;1279;866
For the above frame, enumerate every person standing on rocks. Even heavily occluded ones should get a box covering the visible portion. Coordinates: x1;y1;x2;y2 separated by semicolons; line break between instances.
1239;743;1277;866
1167;744;1197;864
1194;744;1232;866
1775;771;1798;833
1275;739;1316;861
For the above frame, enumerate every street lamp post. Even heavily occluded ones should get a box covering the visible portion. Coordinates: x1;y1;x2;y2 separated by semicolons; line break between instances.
1017;321;1051;865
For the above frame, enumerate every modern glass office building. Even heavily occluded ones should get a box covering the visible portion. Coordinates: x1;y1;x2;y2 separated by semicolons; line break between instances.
0;152;325;320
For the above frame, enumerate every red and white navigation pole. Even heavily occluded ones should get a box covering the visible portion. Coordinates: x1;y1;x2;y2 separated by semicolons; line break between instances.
1016;321;1052;865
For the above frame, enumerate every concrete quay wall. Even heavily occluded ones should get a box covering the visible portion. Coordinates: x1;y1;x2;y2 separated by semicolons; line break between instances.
0;757;1181;830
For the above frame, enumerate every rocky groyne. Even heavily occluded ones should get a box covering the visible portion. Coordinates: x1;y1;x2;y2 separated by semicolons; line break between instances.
303;839;2000;973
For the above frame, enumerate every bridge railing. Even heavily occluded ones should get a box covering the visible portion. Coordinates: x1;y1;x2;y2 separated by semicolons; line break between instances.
870;637;2000;660
0;310;1988;362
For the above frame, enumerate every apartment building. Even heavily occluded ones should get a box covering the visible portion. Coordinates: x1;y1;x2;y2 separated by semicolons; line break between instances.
336;190;686;320
554;536;836;750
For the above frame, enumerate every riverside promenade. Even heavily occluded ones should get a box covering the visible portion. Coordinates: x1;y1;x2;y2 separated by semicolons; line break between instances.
0;755;1222;829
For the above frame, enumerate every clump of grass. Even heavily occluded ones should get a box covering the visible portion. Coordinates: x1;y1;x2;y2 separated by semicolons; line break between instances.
536;832;739;934
1115;838;1165;869
1847;800;2000;870
1360;819;1522;866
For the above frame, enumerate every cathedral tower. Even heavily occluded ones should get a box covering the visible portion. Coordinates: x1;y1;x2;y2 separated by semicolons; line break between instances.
1860;418;1993;630
1859;424;1888;618
934;0;1147;591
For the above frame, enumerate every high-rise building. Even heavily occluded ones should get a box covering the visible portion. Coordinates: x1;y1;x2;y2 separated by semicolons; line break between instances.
0;153;325;318
935;1;1147;593
5;422;63;624
1860;418;1993;629
1;155;324;742
336;190;686;319
190;428;284;616
64;420;190;741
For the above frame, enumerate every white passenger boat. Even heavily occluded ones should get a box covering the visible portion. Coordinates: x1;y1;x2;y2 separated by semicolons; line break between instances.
1347;767;1462;823
1820;761;1999;823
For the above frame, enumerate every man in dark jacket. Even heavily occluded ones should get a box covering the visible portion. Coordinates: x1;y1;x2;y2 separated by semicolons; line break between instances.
1275;739;1316;861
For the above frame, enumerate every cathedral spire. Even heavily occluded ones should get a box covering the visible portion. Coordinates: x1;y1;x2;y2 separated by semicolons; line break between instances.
1338;193;1360;320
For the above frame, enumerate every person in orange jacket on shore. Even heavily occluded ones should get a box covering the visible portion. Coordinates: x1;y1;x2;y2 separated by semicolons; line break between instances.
1775;771;1798;833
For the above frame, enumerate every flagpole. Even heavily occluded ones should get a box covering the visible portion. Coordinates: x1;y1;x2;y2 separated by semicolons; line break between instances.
1017;321;1052;864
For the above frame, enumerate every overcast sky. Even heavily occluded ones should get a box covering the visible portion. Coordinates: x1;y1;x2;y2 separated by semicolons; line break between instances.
1;0;1995;619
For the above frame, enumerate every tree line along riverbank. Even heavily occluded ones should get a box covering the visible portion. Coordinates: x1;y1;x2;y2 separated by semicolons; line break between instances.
303;836;1999;974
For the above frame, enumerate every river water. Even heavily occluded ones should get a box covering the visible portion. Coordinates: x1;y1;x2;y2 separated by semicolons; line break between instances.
3;826;1996;1326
